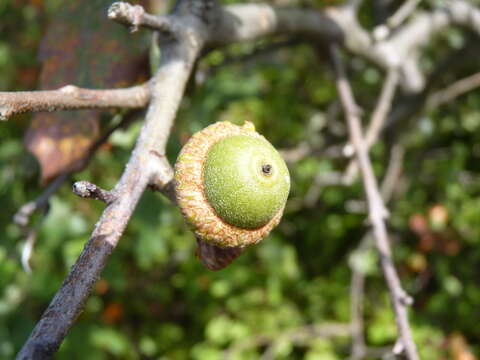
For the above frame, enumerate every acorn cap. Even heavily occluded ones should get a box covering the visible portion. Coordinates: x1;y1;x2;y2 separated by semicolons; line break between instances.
174;121;290;248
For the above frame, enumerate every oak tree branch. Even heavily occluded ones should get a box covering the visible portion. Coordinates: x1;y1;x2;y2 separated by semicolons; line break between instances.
0;84;150;121
108;1;175;33
16;1;208;357
330;44;419;360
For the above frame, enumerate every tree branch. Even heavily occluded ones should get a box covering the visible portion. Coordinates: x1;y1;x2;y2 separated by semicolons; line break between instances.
16;3;206;357
14;174;68;274
2;0;478;123
72;181;116;204
427;71;480;109
327;0;480;88
0;84;150;121
210;5;343;45
329;44;419;360
343;69;400;185
108;1;175;33
14;175;68;228
373;0;423;41
225;323;351;360
349;143;405;360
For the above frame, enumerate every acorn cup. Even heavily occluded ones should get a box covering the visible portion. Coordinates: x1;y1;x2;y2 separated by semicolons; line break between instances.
174;121;290;270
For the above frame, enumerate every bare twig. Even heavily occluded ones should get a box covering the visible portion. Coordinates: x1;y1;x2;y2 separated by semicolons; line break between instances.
349;236;368;360
16;2;207;357
14;174;68;274
329;44;418;360
349;143;405;360
0;84;149;121
389;0;423;28
224;323;350;360
427;71;480;109
108;2;174;33
212;5;342;46
380;144;405;201
365;71;400;150
200;38;303;81
260;324;350;360
343;69;400;184
15;109;140;274
14;174;68;228
373;0;423;41
72;181;116;204
328;0;480;89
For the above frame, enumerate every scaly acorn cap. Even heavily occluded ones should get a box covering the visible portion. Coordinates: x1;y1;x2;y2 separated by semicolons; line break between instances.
174;121;290;248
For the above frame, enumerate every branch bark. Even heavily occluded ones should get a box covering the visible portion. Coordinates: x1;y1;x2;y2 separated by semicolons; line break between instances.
329;45;419;360
427;71;480;109
343;69;400;184
16;2;207;357
108;1;175;33
0;84;150;121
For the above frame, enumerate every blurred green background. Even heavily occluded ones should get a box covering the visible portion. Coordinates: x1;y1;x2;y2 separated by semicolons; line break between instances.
1;0;480;359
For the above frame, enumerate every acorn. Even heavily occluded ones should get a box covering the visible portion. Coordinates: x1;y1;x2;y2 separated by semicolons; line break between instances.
174;121;290;270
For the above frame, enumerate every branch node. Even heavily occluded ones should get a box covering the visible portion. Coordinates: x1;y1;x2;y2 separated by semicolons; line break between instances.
60;85;79;94
72;181;115;204
108;2;173;34
399;292;414;306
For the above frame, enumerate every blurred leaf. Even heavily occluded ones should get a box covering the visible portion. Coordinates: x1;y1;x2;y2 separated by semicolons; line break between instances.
25;0;149;184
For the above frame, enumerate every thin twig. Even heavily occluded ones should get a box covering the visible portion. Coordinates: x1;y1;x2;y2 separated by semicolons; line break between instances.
427;71;480;109
0;84;149;121
343;69;400;185
373;0;423;41
15;110;140;274
329;44;418;360
108;2;174;33
349;143;405;360
200;38;303;81
365;71;400;150
380;144;405;201
14;174;68;228
388;0;423;29
14;174;68;273
349;236;368;360
224;323;350;360
72;181;116;203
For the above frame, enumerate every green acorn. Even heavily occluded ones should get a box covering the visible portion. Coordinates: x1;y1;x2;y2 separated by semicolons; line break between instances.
174;121;290;268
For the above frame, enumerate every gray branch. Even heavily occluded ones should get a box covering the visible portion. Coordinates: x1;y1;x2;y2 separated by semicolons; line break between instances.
72;181;116;204
330;45;419;360
0;84;149;121
108;1;175;33
16;2;207;358
343;69;400;185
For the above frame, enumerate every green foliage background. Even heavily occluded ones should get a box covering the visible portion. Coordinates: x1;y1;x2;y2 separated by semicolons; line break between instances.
1;0;479;359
